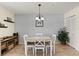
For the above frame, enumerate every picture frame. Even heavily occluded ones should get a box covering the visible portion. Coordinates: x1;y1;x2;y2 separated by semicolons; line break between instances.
35;20;44;27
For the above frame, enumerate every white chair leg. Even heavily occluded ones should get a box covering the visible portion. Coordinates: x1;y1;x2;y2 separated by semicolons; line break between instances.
25;50;27;56
43;49;44;56
33;47;34;55
50;47;51;56
35;49;36;56
46;47;47;56
25;47;27;56
50;41;52;56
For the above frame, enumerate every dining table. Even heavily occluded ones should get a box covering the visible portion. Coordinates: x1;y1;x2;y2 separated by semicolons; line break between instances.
26;36;55;56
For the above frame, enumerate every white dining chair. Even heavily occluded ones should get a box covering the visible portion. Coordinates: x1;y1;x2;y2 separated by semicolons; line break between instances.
23;34;35;56
45;34;56;55
35;40;45;56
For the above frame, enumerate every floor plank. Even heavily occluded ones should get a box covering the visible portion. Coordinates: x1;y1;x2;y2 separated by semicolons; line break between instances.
3;44;79;56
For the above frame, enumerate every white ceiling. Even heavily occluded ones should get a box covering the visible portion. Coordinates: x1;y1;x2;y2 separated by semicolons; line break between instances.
0;2;79;14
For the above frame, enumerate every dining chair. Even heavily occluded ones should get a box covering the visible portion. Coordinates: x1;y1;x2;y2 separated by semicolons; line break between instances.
23;34;35;56
45;34;56;55
35;40;45;56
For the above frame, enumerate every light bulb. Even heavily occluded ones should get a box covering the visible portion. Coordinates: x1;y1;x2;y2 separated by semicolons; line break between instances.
41;17;44;20
35;17;39;20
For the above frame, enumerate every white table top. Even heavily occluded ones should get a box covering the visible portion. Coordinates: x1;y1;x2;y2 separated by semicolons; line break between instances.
26;36;53;41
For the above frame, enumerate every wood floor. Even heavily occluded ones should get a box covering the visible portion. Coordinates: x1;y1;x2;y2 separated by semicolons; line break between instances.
3;44;79;56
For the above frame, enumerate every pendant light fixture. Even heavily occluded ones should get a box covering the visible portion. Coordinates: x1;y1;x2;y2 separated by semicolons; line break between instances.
35;4;44;21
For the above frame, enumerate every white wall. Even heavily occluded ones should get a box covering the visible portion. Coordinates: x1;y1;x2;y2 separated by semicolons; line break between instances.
64;6;79;51
15;14;64;44
0;6;15;37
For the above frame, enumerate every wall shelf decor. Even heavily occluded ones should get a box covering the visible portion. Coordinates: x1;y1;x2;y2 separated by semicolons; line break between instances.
4;17;14;23
0;23;8;28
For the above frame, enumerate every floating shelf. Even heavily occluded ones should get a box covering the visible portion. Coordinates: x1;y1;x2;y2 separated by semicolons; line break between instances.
4;17;14;23
0;26;7;28
4;20;14;23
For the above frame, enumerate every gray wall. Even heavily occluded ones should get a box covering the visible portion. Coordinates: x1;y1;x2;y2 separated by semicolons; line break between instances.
15;14;64;44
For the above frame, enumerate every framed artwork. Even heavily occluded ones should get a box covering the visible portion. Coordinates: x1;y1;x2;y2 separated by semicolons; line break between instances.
35;20;44;27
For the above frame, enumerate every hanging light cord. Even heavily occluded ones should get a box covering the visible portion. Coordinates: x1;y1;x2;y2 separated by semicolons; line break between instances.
38;4;41;19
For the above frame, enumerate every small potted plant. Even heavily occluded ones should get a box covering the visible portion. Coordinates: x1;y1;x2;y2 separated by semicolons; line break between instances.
57;27;69;45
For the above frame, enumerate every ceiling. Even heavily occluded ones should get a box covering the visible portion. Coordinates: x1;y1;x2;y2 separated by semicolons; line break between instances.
0;2;79;14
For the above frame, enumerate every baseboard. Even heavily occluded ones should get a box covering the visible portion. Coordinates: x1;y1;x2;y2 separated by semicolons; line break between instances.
67;43;79;51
